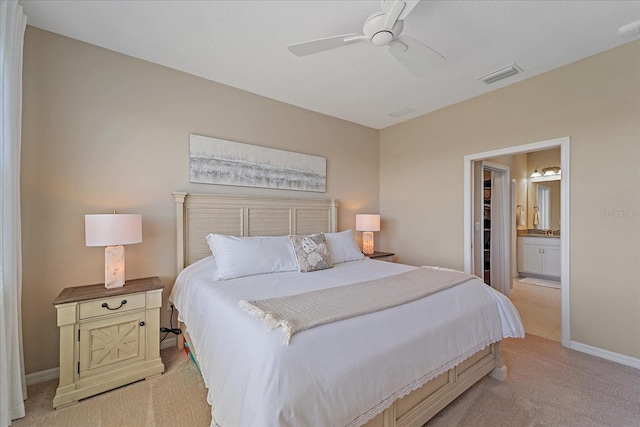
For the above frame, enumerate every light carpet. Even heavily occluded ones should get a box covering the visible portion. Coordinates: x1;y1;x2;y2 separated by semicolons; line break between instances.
12;346;212;427
12;334;640;426
519;276;561;289
426;334;639;427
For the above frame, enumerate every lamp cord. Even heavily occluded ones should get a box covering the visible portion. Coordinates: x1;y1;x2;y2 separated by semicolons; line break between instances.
160;304;182;343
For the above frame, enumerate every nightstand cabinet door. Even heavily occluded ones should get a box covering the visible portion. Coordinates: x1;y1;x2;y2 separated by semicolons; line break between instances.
79;310;146;378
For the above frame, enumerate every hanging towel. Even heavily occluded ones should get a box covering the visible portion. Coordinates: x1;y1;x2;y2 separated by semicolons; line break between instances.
517;206;526;227
533;210;540;226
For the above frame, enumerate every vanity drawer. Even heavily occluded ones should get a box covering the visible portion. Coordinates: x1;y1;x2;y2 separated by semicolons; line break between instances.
79;293;146;320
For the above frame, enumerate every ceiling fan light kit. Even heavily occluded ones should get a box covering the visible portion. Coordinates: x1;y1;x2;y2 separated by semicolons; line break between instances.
287;0;445;77
363;11;403;45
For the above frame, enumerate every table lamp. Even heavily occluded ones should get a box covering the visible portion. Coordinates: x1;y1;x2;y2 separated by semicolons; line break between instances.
85;213;142;289
356;214;380;255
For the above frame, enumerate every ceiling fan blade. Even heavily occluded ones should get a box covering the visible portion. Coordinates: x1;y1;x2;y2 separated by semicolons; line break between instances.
287;33;364;57
388;35;444;76
382;0;420;20
381;0;406;30
398;0;421;20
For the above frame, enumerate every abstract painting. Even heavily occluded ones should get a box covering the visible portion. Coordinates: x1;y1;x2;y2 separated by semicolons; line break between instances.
189;134;326;192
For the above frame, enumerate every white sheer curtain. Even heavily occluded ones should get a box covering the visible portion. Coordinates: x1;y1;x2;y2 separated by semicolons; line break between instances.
0;1;27;425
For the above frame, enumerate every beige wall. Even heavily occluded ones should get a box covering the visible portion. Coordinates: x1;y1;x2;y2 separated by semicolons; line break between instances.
380;41;640;359
21;27;380;374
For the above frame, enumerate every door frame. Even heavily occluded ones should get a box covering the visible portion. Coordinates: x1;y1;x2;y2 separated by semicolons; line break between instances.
463;136;570;347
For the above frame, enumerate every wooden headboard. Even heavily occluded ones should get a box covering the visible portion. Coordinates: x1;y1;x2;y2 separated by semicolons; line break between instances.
173;192;338;271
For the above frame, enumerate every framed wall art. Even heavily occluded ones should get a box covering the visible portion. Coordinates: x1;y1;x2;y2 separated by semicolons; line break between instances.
189;134;326;192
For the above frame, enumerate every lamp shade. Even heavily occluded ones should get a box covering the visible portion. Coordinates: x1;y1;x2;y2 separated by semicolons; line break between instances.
356;214;380;232
85;214;142;247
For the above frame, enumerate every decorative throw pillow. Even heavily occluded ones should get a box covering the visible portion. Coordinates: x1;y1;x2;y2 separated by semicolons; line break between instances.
288;233;333;273
324;230;366;264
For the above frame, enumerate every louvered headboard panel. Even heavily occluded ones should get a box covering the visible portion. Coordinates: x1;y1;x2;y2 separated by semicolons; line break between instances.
173;192;338;271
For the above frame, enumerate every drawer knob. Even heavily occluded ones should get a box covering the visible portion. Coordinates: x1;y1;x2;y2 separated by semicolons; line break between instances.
101;299;127;311
139;321;145;327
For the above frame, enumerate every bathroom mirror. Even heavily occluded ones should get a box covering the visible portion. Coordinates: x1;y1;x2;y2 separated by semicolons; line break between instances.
527;180;561;230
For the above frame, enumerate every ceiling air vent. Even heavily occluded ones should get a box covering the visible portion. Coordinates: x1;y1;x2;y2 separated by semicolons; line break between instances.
477;63;523;85
387;106;415;118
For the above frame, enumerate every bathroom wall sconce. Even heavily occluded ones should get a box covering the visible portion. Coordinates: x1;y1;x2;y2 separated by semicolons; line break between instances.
530;165;561;182
542;165;561;176
530;167;542;178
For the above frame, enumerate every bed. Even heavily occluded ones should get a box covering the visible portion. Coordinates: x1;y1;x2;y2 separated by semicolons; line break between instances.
169;192;524;427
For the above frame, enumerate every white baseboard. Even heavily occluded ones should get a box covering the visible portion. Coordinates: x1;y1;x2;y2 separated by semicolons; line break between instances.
26;336;180;386
570;340;640;369
26;367;59;386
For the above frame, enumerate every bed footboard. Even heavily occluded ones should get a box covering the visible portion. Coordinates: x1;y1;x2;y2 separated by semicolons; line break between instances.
361;342;504;427
176;312;504;427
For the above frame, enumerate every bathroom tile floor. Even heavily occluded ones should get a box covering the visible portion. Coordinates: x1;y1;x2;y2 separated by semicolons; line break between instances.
509;279;561;342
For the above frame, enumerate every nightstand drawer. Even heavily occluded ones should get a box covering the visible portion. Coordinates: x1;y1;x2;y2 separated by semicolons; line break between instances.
79;293;146;320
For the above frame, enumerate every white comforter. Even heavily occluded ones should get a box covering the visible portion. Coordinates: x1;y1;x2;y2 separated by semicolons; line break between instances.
169;257;524;427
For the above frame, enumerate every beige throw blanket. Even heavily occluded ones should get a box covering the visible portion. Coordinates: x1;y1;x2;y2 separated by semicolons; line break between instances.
240;266;475;344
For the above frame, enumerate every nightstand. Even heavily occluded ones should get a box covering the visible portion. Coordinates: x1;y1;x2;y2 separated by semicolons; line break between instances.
52;277;165;409
367;251;395;262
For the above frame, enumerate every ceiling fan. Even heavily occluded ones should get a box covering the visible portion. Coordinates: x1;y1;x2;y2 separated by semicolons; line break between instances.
287;0;444;77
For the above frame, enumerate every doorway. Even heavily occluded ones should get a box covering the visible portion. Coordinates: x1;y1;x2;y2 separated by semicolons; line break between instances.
463;137;570;347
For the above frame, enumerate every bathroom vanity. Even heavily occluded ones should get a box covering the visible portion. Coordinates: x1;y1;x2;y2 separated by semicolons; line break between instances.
517;234;561;280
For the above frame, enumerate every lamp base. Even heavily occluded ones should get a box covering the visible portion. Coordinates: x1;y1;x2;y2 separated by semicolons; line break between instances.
105;245;125;289
362;231;375;255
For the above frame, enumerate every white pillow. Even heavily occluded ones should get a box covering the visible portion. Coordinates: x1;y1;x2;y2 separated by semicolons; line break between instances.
205;233;216;255
324;230;366;264
206;234;298;280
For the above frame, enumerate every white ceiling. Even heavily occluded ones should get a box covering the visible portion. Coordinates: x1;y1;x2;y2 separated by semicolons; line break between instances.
19;0;640;130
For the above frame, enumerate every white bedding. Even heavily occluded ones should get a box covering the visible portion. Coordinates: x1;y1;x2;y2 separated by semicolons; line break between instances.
170;257;524;427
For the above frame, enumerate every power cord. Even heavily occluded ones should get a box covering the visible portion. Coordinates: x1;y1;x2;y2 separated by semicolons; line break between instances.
160;304;182;343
